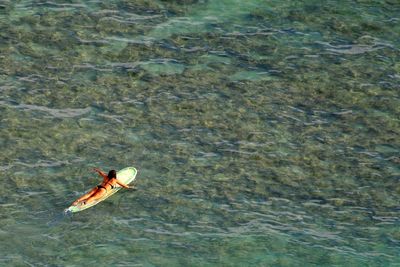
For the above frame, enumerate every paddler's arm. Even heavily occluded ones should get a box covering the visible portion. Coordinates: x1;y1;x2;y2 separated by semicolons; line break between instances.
116;180;133;189
93;168;108;182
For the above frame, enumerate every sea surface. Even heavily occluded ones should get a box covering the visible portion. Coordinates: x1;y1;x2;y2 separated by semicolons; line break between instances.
0;0;399;266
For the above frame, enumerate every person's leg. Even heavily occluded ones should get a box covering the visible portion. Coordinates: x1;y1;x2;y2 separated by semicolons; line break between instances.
73;187;98;205
83;188;107;204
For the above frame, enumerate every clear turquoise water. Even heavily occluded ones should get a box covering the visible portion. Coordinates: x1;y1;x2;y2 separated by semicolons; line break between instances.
1;0;399;266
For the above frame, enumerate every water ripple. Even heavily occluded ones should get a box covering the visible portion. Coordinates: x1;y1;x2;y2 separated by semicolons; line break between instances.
317;41;393;55
1;101;91;118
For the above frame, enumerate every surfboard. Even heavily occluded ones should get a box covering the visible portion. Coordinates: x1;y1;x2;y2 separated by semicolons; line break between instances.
65;167;137;213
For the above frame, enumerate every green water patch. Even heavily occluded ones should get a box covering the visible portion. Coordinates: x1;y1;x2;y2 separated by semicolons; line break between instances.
199;54;231;65
140;59;185;75
148;0;274;39
229;70;275;82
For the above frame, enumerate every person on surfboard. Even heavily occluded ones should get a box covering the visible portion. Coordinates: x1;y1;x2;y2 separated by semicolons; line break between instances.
72;168;133;206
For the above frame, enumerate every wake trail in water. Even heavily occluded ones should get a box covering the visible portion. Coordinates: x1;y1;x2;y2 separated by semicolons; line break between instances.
47;210;73;227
